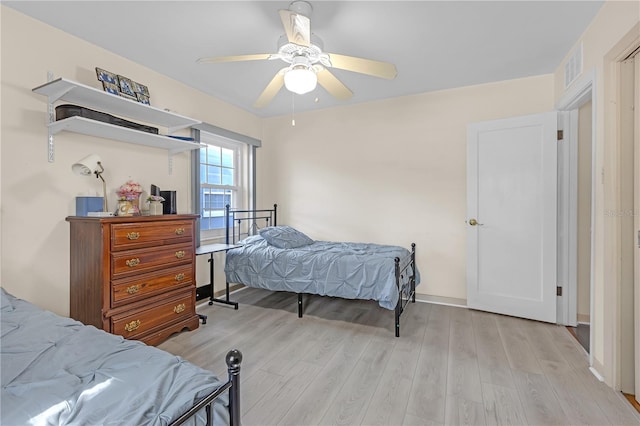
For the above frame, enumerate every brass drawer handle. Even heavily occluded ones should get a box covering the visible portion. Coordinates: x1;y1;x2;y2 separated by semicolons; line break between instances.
124;319;141;332
126;258;140;267
175;250;185;259
126;284;140;294
173;303;186;314
126;232;140;240
175;273;185;281
175;228;185;235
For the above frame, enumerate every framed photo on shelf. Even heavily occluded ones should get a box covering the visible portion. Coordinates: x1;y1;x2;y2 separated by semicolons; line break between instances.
95;67;150;104
117;75;136;97
132;81;149;97
119;92;138;101
95;67;118;85
136;93;151;105
102;81;120;95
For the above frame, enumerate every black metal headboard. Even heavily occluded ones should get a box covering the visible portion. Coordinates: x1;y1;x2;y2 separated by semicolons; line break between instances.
225;204;278;244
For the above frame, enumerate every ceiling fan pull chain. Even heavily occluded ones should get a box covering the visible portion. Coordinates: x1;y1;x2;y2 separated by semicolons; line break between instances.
291;92;296;126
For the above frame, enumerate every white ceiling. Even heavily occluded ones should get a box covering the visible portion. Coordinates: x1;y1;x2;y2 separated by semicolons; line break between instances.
6;1;604;118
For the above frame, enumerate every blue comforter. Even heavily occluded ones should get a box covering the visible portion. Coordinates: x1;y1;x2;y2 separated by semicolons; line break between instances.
0;288;228;426
225;236;419;310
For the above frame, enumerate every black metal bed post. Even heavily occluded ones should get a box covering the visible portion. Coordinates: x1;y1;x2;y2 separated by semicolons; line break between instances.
225;204;231;245
226;349;242;426
273;204;278;226
297;293;303;318
394;257;401;338
411;243;416;303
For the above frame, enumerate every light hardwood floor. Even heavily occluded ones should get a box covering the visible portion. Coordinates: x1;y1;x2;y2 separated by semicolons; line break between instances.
159;287;640;426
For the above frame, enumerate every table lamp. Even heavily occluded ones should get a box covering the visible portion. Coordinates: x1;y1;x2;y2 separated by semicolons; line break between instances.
72;154;110;215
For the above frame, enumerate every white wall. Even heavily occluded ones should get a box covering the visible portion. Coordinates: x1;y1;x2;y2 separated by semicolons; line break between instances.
258;75;554;301
0;6;262;315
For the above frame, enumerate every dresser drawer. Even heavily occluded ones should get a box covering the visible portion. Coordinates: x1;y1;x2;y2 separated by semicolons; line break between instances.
111;291;194;340
111;265;193;307
111;221;194;250
111;243;193;278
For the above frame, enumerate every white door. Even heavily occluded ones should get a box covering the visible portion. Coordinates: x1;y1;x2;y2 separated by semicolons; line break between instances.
467;112;558;323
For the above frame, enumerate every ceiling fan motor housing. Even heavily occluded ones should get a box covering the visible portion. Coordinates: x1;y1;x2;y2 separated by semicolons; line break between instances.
288;1;313;18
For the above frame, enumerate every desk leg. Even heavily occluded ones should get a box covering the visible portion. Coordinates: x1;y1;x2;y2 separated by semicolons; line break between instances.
208;253;239;310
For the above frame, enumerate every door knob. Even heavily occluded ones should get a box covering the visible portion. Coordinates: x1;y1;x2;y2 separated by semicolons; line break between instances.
468;218;483;226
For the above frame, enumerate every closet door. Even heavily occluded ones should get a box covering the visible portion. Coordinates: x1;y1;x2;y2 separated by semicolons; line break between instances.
467;112;557;323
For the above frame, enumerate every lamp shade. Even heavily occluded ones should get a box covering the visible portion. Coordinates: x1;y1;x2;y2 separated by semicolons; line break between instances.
284;67;317;95
72;154;102;175
72;154;109;214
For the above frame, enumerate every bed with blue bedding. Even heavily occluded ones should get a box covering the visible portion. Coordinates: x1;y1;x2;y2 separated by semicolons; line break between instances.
0;288;241;426
223;205;419;337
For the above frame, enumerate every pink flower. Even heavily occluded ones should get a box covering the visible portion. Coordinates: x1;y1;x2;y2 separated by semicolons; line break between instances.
116;180;143;200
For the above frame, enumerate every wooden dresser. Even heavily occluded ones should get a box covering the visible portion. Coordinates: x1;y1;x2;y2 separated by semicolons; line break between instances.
66;214;200;346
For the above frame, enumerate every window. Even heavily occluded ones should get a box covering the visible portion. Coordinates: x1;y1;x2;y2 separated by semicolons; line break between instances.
199;143;238;233
193;127;258;243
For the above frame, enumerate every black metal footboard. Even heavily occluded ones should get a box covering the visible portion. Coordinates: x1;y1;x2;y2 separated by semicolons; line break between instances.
297;243;417;337
395;243;417;337
170;349;243;426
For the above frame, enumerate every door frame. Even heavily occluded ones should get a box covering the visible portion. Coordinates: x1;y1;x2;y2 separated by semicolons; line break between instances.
556;69;597;369
601;23;640;390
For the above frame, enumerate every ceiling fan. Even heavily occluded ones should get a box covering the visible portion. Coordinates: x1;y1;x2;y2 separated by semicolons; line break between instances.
197;1;397;108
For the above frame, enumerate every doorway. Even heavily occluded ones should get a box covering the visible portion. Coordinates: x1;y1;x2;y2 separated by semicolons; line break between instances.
556;70;596;364
571;99;593;354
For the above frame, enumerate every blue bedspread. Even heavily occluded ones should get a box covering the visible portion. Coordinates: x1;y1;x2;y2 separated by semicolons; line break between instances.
225;236;419;310
0;288;229;426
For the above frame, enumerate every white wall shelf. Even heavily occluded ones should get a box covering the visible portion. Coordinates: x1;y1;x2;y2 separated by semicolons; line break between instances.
33;77;203;171
50;117;203;154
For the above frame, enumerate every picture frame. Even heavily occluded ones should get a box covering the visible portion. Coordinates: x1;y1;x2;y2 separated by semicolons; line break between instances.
102;81;120;96
118;92;138;102
96;67;151;103
95;67;118;85
136;93;151;105
132;81;149;97
117;75;136;97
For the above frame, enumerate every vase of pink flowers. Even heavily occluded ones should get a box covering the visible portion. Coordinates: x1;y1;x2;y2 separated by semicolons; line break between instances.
115;180;143;216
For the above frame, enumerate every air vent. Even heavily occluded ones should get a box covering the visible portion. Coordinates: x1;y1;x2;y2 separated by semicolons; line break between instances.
564;42;583;89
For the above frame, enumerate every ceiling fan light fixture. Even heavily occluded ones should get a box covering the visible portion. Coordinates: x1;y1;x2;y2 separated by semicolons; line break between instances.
284;65;317;95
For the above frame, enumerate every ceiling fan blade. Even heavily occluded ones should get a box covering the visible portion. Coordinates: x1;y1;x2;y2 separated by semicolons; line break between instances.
279;9;310;47
326;53;397;80
253;70;285;108
316;68;353;100
197;54;271;64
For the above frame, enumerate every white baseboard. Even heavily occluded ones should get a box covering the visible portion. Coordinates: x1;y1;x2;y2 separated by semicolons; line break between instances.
589;366;605;382
415;293;467;308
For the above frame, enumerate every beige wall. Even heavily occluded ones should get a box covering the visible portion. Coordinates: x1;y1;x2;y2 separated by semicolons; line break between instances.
0;6;261;315
258;75;554;301
553;0;640;385
3;2;637;390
